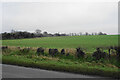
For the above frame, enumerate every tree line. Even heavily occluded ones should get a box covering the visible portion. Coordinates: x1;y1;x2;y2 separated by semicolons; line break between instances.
1;29;107;40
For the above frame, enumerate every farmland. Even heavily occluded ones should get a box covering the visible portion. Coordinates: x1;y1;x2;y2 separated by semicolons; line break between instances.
1;35;120;78
2;35;119;51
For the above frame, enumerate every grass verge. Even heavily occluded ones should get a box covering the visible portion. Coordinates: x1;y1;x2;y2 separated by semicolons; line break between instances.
2;55;120;79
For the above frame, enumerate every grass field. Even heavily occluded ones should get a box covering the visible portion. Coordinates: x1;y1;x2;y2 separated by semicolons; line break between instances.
1;35;120;78
2;35;119;51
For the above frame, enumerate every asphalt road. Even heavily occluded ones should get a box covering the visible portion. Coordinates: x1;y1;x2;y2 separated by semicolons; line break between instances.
1;64;110;78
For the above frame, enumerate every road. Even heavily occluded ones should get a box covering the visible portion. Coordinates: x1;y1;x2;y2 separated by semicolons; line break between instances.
2;64;109;78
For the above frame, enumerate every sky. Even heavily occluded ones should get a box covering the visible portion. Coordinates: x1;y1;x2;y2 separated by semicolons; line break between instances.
1;0;119;34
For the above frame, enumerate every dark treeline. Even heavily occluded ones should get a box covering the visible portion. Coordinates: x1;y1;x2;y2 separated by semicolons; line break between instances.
1;29;107;40
1;29;68;40
2;31;35;40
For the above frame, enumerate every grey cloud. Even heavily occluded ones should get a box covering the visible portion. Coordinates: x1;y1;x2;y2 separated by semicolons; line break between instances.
2;2;118;34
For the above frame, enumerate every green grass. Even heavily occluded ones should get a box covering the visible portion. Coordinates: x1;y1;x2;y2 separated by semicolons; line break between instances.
2;54;120;78
2;35;119;51
2;49;120;78
1;35;120;78
2;56;120;78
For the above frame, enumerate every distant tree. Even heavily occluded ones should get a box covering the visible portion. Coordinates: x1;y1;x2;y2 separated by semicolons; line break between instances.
2;31;36;40
79;32;82;35
0;34;2;40
92;33;94;35
31;33;35;38
61;34;66;36
1;29;107;40
35;29;41;34
94;33;97;35
103;33;107;35
72;33;74;36
11;29;16;33
43;31;48;35
54;33;61;36
43;31;48;37
34;29;43;37
48;33;53;37
68;33;70;36
98;32;103;35
98;32;107;35
85;32;89;35
74;33;77;36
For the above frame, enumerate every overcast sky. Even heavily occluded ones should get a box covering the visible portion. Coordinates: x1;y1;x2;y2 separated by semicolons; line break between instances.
1;0;118;34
